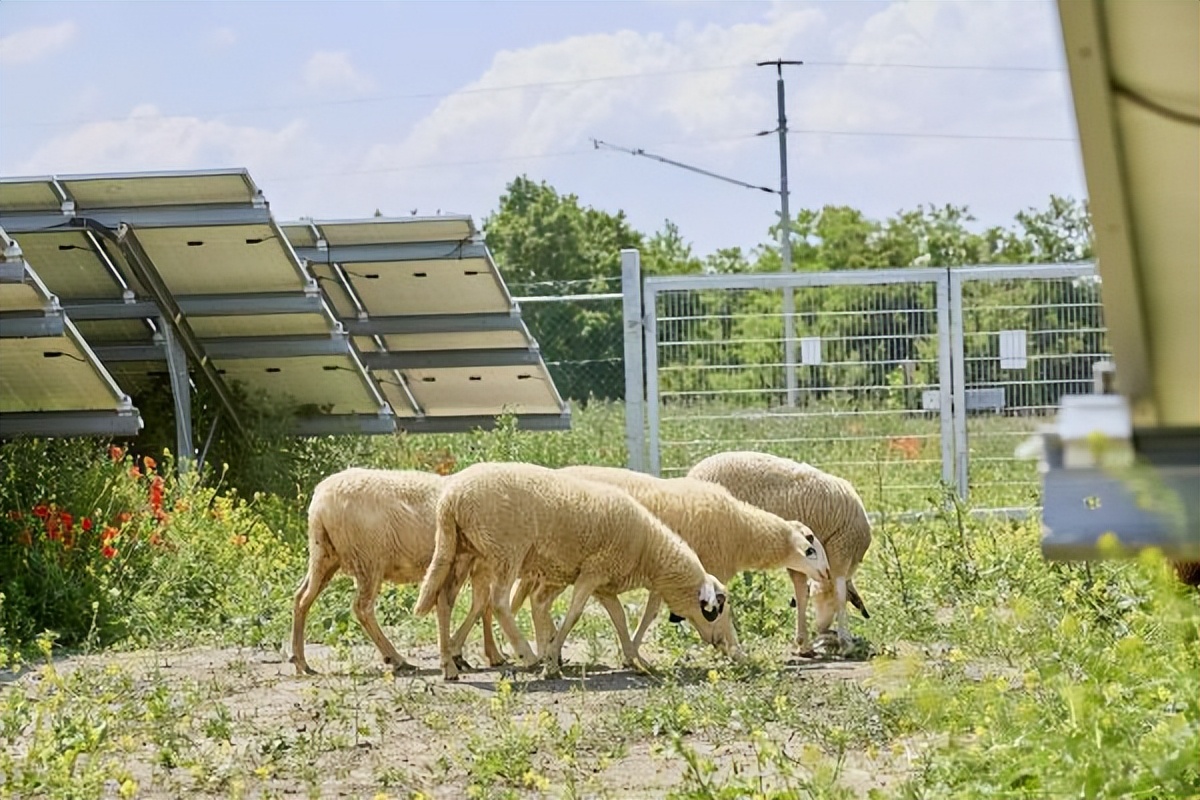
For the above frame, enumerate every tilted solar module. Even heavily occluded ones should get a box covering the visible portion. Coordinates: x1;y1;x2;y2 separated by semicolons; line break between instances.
0;170;395;449
282;216;571;433
0;228;142;437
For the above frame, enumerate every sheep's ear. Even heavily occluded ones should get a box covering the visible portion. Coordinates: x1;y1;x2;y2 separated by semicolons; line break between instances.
668;612;685;624
789;597;797;608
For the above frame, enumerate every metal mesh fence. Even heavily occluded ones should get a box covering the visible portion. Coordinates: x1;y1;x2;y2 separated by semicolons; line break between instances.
647;271;951;512
640;264;1108;514
955;267;1108;508
509;277;627;405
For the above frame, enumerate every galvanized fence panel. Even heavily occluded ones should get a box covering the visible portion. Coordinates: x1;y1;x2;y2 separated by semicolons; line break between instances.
641;269;954;512
952;264;1107;508
637;262;1108;515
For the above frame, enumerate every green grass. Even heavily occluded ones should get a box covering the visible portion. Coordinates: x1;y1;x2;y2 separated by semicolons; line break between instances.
1;400;1197;799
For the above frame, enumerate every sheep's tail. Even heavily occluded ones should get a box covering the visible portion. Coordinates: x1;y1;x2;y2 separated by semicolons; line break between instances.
414;498;459;616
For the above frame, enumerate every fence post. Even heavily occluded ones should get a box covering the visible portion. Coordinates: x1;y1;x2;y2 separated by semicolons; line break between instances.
949;270;969;500
621;249;647;472
936;272;955;490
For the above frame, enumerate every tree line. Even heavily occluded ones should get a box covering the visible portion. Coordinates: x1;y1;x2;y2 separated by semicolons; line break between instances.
483;177;1101;408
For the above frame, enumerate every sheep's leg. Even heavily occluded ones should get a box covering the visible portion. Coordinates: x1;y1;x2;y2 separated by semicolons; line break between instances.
490;581;539;668
541;578;601;680
595;593;651;673
530;583;566;658
289;555;340;676
352;575;414;673
788;569;814;656
833;576;852;647
481;604;506;667
629;592;663;657
435;587;460;681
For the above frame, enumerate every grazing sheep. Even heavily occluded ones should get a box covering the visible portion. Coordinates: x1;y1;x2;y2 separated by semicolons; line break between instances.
413;461;739;680
289;467;501;676
687;451;872;653
555;464;831;658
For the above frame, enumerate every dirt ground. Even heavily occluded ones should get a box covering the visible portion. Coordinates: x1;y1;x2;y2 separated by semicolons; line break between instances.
5;638;916;799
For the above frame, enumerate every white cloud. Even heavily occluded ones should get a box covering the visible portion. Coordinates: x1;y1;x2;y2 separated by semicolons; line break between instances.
303;51;376;96
15;106;317;180
205;27;237;50
0;21;78;66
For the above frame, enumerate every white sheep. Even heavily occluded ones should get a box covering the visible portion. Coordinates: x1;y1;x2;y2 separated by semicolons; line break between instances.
289;467;501;675
553;464;831;659
412;461;739;680
686;451;872;653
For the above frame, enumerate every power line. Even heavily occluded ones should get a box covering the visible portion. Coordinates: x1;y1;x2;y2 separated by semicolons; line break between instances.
1;59;1066;131
592;139;777;194
783;128;1077;143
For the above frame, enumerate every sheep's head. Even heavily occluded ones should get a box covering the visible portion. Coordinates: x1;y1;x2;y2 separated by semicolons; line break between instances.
785;521;830;582
668;575;742;659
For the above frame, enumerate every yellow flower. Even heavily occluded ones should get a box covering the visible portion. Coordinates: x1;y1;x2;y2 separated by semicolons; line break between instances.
706;669;720;684
119;779;138;799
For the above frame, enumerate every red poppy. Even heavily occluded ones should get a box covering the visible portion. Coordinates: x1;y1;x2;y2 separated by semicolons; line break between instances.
109;445;125;462
116;511;132;525
149;531;164;547
6;510;22;521
149;476;165;511
129;467;142;479
101;544;117;560
45;517;62;540
143;455;157;472
102;526;119;543
60;512;74;532
82;517;93;532
33;504;50;519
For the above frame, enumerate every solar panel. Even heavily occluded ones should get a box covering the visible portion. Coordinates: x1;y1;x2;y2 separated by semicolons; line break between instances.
0;170;571;449
281;217;570;432
0;228;142;437
0;170;393;444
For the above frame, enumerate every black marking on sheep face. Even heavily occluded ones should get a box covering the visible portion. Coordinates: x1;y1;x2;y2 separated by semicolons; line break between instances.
668;612;685;624
701;592;727;623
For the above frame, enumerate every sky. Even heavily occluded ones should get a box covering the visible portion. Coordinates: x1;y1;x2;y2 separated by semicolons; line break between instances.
0;1;1088;259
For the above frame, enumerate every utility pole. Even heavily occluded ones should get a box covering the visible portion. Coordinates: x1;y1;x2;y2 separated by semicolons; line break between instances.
757;59;803;407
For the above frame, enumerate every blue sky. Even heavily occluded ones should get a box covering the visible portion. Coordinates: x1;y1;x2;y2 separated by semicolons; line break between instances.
0;1;1087;259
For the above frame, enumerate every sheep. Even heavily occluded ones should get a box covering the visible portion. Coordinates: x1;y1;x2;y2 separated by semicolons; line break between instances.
412;461;739;681
551;464;831;660
289;467;502;676
686;451;872;654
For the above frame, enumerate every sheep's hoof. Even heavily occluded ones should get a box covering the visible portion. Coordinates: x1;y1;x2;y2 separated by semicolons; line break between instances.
452;655;473;672
389;660;418;674
442;666;461;682
485;652;508;668
294;664;319;676
540;663;563;680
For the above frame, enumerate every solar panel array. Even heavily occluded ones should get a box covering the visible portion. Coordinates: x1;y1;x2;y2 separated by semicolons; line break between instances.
0;169;570;450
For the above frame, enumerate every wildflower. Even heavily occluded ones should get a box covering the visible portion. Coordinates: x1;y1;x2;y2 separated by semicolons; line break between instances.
33;504;50;519
149;476;165;511
143;455;157;472
6;510;21;521
129;466;142;479
81;517;93;532
45;516;62;540
109;445;125;462
102;526;120;543
707;669;720;684
17;529;32;547
60;512;74;532
116;511;132;525
102;544;118;560
229;534;247;546
149;531;163;547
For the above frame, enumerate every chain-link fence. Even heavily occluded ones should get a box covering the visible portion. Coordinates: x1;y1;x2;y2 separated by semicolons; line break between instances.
509;277;627;405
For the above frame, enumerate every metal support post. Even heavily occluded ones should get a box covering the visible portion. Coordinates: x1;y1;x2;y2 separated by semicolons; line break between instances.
160;320;194;472
621;249;647;472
